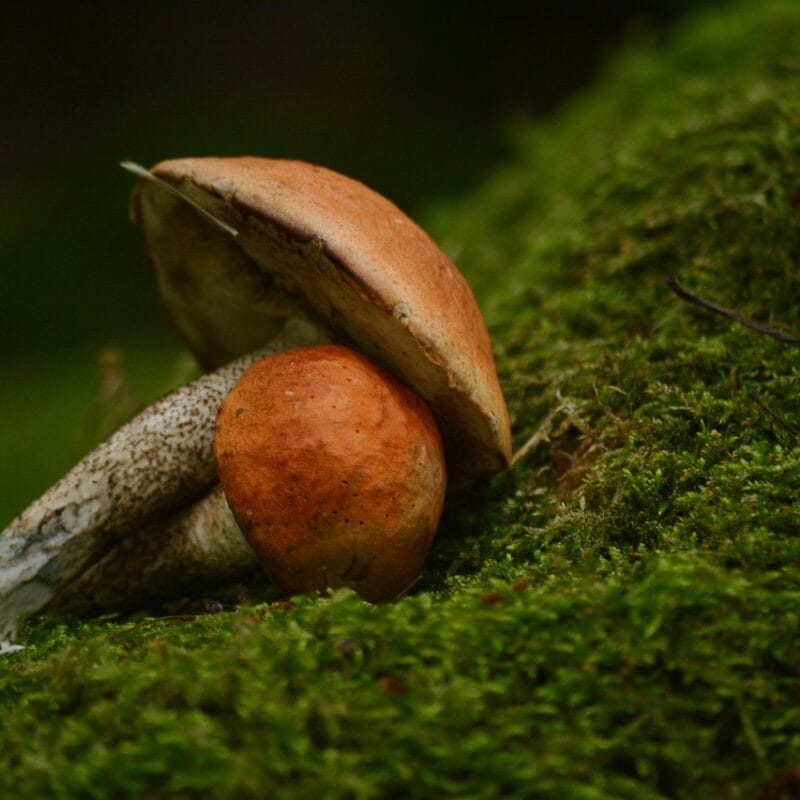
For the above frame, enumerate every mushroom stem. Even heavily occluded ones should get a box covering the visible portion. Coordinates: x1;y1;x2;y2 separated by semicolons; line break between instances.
0;318;327;640
47;485;255;615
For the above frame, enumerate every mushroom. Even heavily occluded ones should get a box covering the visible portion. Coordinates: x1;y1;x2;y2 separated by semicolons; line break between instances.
129;157;510;479
215;344;447;601
0;157;511;636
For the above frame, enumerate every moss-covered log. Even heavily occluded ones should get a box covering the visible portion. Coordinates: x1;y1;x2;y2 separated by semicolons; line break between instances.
2;2;799;797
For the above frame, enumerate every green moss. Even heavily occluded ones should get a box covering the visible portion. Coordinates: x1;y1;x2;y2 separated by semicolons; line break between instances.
3;2;800;797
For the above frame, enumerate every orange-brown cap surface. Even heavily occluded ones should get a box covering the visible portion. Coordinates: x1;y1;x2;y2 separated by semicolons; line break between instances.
214;345;446;601
132;156;511;485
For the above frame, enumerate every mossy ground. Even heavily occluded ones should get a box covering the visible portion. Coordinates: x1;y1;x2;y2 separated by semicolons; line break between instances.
2;2;800;797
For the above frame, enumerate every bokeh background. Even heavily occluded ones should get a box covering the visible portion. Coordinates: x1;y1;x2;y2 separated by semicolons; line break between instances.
1;1;722;525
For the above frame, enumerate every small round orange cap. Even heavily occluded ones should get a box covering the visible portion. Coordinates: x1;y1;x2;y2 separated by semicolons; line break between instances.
213;344;447;601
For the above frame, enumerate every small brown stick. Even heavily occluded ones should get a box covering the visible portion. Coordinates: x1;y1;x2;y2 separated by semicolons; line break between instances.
511;407;558;467
666;275;800;347
750;390;800;438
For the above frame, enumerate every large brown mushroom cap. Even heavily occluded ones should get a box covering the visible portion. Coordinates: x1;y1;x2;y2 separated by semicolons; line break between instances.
132;157;511;486
214;345;446;601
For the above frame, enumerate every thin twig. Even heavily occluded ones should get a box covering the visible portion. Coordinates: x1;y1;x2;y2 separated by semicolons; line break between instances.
511;408;558;467
750;390;800;438
666;275;800;347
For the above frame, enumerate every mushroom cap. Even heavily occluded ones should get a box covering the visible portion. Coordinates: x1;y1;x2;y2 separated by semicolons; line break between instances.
214;344;447;601
132;156;511;484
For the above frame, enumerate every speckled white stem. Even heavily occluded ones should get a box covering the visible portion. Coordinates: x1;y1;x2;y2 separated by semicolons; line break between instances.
0;318;326;640
48;484;256;615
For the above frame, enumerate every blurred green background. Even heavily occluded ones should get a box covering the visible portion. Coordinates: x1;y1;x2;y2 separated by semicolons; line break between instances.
1;1;722;525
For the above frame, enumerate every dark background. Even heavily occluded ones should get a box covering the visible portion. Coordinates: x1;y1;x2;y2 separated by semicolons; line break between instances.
1;1;722;522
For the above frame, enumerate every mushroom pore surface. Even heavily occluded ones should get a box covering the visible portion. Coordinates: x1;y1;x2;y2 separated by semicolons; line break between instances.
214;344;447;602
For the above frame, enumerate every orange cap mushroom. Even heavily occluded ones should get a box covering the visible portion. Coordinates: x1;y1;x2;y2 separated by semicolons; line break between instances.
214;345;446;601
132;156;511;488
